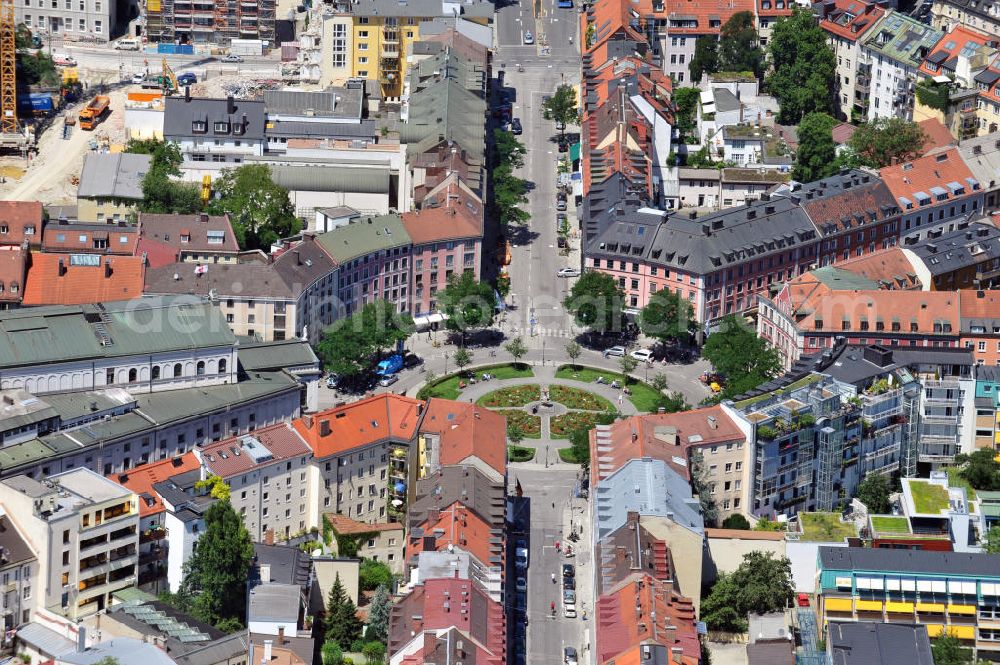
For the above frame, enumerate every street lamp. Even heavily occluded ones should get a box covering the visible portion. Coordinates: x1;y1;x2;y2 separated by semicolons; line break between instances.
444;352;450;376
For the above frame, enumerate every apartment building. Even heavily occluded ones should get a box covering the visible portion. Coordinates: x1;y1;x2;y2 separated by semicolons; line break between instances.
325;514;404;575
0;201;43;249
931;0;1000;41
162;96;267;177
15;0;116;41
0;469;138;619
145;0;274;46
76;153;152;224
42;221;139;256
817;0;886;120
818;546;1000;660
196;423;314;542
866;473;981;551
0;511;37;629
109;453;200;593
21;254;146;308
138;213;241;265
153;467;216;592
858;13;942;122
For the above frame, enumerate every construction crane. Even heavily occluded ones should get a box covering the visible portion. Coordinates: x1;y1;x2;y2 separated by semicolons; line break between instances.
0;0;17;135
161;57;178;94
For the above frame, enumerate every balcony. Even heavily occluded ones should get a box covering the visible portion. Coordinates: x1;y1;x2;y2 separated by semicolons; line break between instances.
381;46;399;59
77;575;137;602
139;527;167;543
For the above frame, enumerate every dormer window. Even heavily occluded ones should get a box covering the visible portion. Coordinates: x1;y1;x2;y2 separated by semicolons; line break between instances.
233;123;245;136
180;233;191;243
10;282;18;294
192;119;208;133
214;120;231;134
24;225;34;235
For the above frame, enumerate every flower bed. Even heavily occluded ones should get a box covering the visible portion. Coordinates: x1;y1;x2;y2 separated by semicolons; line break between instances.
495;409;542;438
508;445;536;462
550;410;617;438
549;385;613;411
476;384;541;408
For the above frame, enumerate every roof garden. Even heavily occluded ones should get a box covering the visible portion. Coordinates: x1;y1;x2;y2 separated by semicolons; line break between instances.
870;515;910;535
797;512;857;542
907;479;950;515
734;374;824;410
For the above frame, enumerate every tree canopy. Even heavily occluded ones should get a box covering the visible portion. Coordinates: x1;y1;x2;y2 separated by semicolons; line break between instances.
366;585;392;643
563;271;625;333
317;300;412;377
326;574;363;646
359;559;394;592
847;118;926;168
690;37;719;84
700;551;794;632
492;132;531;229
638;288;695;344
931;635;975;665
206;164;302;249
718;11;764;78
721;514;751;530
702;315;782;397
854;473;893;514
180;498;253;628
793;112;838;183
126;139;203;216
439;272;497;337
985;525;1000;554
955;449;1000;490
542;84;579;137
673;87;701;143
766;8;836;124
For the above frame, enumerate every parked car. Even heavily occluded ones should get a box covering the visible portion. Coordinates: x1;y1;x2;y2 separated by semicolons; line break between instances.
516;576;527;592
177;72;197;86
562;563;575;578
131;73;145;84
563;575;575;590
603;345;626;358
630;348;654;363
523;30;534;44
557;267;580;278
563;589;576;604
515;547;529;569
511;117;523;134
515;592;527;611
375;354;404;376
565;647;578;665
222;54;243;63
378;374;399;387
326;374;339;389
52;53;76;66
403;353;424;368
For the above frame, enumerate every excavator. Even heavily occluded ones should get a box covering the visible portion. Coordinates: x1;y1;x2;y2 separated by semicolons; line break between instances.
161;58;179;93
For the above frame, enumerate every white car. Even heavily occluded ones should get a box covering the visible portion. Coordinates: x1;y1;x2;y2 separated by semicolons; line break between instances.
131;73;145;84
222;54;243;63
378;374;399;387
557;267;581;278
630;348;654;363
603;346;626;358
515;547;529;569
523;31;534;44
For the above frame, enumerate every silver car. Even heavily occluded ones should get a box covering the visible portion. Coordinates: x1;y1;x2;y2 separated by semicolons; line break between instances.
523;31;534;44
603;345;626;358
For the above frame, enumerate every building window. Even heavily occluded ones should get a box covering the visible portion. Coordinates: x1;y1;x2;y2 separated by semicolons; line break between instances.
174;362;183;377
196;361;205;375
219;358;227;374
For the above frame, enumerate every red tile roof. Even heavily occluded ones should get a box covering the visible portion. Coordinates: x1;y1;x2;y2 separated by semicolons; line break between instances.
0;248;26;304
199;422;312;477
879;148;977;210
293;394;424;459
326;514;403;534
407;500;498;567
42;223;138;255
108;453;200;517
755;0;794;18
0;201;43;246
419;399;507;476
656;0;756;35
590;406;744;486
834;248;922;289
401;190;483;245
831;122;857;145
22;253;145;306
397;629;498;665
919;118;957;152
136;236;182;269
139;213;240;255
595;573;699;665
817;0;884;42
919;25;994;77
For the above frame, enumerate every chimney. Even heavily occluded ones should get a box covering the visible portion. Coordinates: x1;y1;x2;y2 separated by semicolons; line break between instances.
263;640;273;665
278;627;285;646
58;258;66;276
1;395;12;405
200;213;209;223
90;401;98;411
294;250;301;266
319;419;331;437
105;259;112;278
227;95;236;115
707;415;717;429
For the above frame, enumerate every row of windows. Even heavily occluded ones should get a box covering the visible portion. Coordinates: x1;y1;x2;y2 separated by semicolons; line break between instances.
110;359;228;384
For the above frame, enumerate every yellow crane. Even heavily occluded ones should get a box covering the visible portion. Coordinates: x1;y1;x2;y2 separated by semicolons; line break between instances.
0;0;17;134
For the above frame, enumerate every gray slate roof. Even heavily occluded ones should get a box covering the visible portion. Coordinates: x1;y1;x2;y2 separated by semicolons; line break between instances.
262;119;379;140
0;514;36;566
164;97;266;141
238;338;319;372
594;457;704;539
264;87;363;121
819;545;1000;577
905;221;1000;276
828;622;933;665
247;582;300;622
347;0;494;19
399;78;486;161
77;153;152;200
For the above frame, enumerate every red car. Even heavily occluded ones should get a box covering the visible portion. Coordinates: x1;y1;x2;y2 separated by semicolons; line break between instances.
797;593;810;607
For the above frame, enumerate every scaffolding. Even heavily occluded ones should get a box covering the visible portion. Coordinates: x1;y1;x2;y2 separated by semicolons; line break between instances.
0;0;18;134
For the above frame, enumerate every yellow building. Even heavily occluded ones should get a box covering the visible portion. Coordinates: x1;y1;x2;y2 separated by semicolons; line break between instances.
76;153;152;223
319;0;493;98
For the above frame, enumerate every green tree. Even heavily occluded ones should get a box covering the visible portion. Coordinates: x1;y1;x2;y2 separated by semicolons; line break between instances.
508;423;525;446
701;552;794;632
638;288;694;344
702;315;781;398
362;642;386;665
673;87;701;143
359;560;393;592
565;341;582;368
766;8;836;123
541;84;579;141
985;525;1000;554
206;164;302;249
494;128;527;169
721;514;752;530
657;392;690;413
194;475;231;501
690;450;718;526
848;118;926;168
440;272;497;341
955;449;1000;490
126;139;202;215
453;347;472;373
563;271;624;333
326;574;363;646
618;355;639;382
690;36;719;83
651;373;669;394
493;128;530;228
931;635;975;665
322;641;344;665
93;659;121;665
365;585;392;643
718;11;764;78
855;473;893;514
180;499;253;628
754;517;785;532
317;301;413;378
569;427;590;465
793;112;838;183
505;336;528;367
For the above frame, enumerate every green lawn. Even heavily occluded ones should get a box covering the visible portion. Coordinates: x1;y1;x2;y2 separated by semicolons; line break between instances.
553;365;663;413
417;363;534;400
558;447;585;464
871;516;910;534
946;466;977;501
508;445;536;462
733;374;824;409
908;480;950;515
798;512;857;542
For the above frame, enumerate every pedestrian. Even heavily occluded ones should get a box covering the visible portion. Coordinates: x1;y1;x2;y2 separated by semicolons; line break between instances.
618;393;624;406
556;540;561;552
